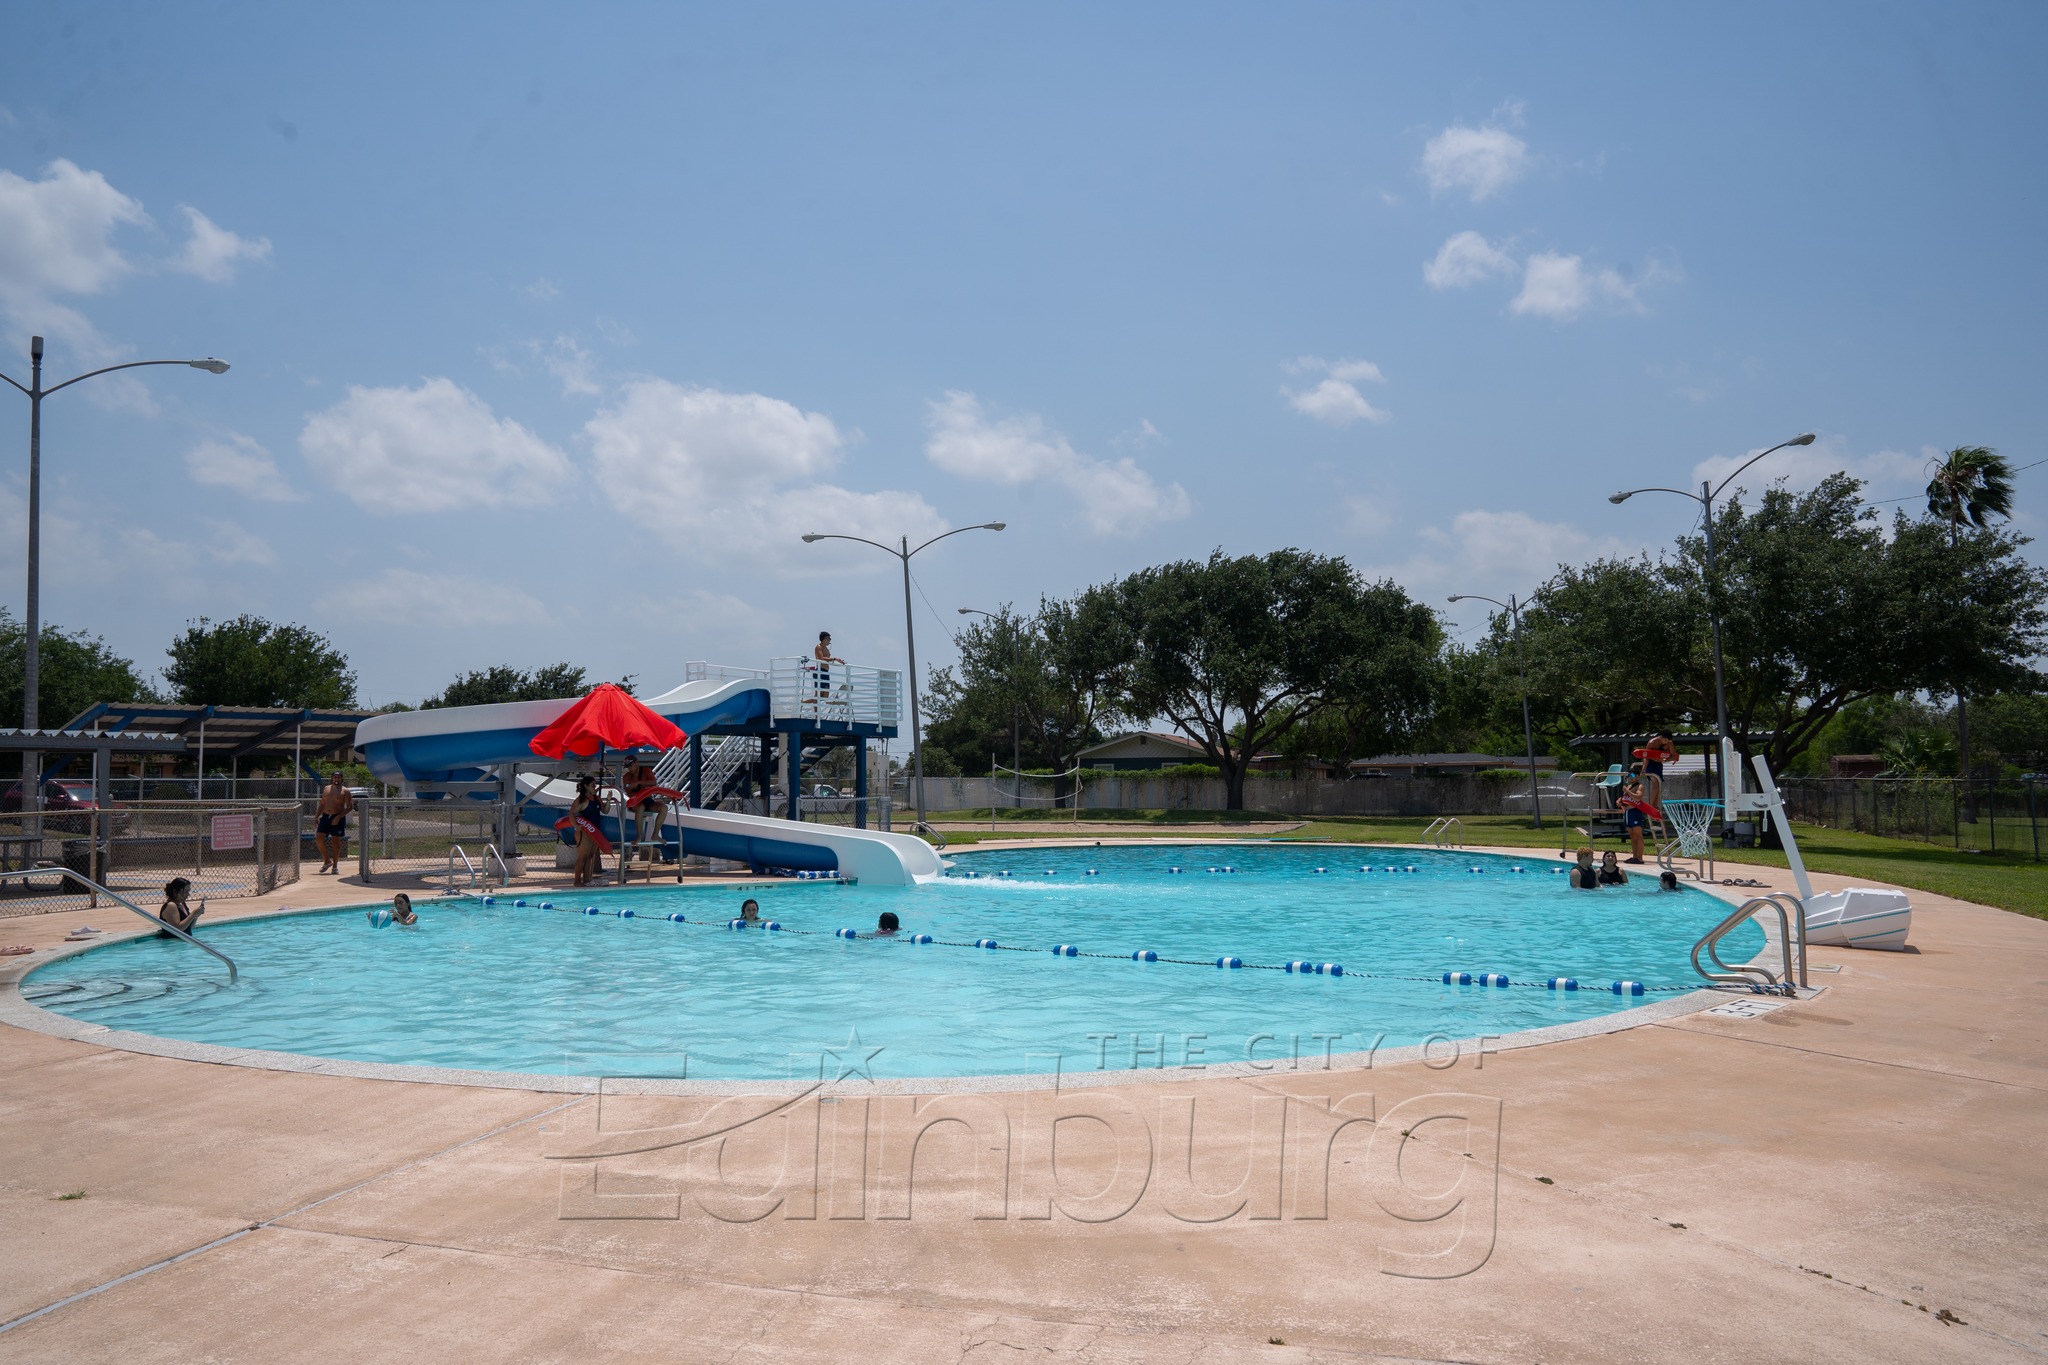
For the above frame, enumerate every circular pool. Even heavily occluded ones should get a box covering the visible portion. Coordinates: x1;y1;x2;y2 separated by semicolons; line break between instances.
21;845;1753;1081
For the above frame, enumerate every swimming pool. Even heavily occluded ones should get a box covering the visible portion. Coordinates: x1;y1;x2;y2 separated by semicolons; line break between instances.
21;845;1754;1081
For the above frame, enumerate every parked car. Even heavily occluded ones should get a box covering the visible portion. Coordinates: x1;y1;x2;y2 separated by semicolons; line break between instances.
806;783;854;814
0;780;120;833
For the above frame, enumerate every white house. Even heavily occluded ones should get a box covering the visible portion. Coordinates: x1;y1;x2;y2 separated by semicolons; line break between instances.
1076;732;1211;771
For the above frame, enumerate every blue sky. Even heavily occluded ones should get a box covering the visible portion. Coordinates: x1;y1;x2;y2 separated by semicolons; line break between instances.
1;2;2043;710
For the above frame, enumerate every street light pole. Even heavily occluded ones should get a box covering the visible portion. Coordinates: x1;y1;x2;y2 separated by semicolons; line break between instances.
1609;433;1813;762
1;338;229;809
1449;591;1545;828
800;522;1004;834
959;607;1021;811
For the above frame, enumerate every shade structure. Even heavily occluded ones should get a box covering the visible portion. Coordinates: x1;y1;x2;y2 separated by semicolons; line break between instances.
528;684;687;760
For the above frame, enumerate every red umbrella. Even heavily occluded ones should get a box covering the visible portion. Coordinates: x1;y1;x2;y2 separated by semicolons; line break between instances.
529;683;686;759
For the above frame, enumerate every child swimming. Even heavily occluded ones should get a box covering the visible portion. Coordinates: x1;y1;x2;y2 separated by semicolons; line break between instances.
876;911;900;935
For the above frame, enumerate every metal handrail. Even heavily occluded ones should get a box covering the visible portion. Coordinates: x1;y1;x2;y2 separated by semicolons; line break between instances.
22;866;238;982
1691;893;1805;992
447;844;479;890
483;843;511;885
1422;816;1462;848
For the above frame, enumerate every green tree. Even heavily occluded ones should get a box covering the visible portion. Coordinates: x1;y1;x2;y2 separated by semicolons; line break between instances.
1114;549;1439;809
162;616;358;708
0;608;153;729
422;662;589;709
1925;445;2017;779
925;594;1131;782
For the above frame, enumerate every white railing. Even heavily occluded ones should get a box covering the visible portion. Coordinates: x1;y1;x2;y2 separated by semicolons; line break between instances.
685;660;770;684
768;658;901;729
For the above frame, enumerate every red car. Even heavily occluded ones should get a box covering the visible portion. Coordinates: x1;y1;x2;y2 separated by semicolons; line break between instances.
0;779;109;832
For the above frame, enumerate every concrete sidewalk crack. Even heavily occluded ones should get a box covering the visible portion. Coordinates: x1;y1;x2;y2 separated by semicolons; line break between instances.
1649;1020;2048;1092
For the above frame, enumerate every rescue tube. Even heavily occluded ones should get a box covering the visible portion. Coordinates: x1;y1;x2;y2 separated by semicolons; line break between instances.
555;813;615;854
625;785;688;809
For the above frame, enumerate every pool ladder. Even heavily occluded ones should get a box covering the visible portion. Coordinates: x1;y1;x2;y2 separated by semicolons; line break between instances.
446;844;512;891
43;868;237;982
1422;817;1463;848
1692;893;1807;993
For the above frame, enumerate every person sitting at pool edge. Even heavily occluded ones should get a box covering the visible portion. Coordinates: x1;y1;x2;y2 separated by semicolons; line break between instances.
876;911;900;935
1570;847;1601;890
159;878;206;935
1598;850;1629;886
740;898;760;922
390;893;418;926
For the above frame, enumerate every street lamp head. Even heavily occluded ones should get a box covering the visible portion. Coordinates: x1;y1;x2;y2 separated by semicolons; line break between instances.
1447;595;1467;603
29;336;43;361
801;534;822;543
190;359;230;374
1789;432;1816;446
983;522;1006;532
1608;491;1633;504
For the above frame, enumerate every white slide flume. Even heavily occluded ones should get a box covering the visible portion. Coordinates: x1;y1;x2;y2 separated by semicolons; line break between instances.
517;775;943;886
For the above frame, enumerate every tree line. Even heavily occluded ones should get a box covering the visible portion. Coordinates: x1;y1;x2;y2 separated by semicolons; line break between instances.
0;608;591;722
927;466;2048;805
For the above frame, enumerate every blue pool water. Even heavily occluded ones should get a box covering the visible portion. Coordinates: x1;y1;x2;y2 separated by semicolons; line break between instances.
23;845;1754;1080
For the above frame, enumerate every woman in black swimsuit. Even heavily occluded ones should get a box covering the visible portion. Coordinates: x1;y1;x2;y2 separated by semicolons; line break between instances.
571;777;606;887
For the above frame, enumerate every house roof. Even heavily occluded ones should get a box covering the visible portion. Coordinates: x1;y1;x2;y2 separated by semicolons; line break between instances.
1077;731;1209;758
1348;753;1560;768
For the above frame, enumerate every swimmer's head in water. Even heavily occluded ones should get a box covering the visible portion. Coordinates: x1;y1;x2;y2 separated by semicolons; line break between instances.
1575;846;1595;865
163;877;192;900
877;911;900;932
393;893;411;911
1659;871;1680;891
741;898;760;919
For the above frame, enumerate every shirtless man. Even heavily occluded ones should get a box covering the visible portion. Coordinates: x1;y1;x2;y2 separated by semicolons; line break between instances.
315;772;355;874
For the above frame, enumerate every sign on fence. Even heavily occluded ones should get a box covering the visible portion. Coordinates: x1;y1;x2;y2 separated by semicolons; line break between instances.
209;812;256;851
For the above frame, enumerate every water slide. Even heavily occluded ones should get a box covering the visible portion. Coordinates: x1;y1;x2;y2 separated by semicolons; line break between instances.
354;678;942;885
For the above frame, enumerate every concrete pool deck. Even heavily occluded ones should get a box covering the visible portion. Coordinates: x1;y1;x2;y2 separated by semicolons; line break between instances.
0;847;2042;1362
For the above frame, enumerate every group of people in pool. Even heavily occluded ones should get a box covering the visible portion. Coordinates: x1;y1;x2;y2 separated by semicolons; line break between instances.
1568;846;1681;892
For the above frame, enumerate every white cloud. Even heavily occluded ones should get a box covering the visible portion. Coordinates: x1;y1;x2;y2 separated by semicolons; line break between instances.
319;568;548;628
0;162;269;355
200;519;278;566
0;158;147;349
185;433;301;502
1368;507;1645;607
532;335;600;396
923;391;1190;534
170;205;271;283
1341;495;1393;536
520;277;561;301
299;378;572;514
1690;434;1924;503
1510;252;1647;320
1281;357;1390;427
585;379;944;568
1423;231;1517;289
1421;124;1529;202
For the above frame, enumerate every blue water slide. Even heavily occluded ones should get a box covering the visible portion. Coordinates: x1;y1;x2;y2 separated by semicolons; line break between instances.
355;677;769;786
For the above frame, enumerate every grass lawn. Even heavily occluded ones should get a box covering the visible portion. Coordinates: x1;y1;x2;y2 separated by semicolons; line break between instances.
929;810;2048;921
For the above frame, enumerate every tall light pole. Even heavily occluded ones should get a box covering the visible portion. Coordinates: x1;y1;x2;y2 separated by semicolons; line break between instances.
1449;591;1546;827
959;607;1021;812
1609;433;1814;760
1;337;229;808
800;522;1004;834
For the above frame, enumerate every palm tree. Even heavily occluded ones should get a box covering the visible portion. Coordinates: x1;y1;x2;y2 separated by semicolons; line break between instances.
1925;445;2016;788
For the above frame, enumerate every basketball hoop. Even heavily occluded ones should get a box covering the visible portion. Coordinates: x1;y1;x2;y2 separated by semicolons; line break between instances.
1659;799;1720;880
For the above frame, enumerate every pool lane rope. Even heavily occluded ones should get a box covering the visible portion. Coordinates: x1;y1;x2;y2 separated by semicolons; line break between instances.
468;894;1698;992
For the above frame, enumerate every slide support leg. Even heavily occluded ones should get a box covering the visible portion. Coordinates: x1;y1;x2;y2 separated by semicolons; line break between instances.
853;737;867;829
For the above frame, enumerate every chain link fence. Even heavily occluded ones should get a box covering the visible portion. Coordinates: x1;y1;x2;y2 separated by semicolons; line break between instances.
1776;777;2043;859
355;797;558;888
0;802;304;918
